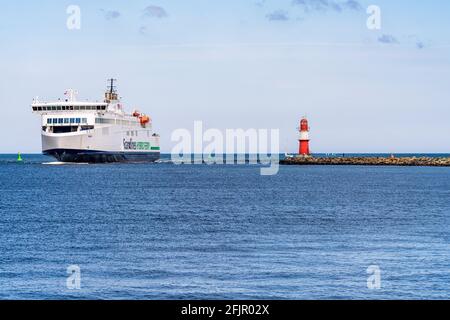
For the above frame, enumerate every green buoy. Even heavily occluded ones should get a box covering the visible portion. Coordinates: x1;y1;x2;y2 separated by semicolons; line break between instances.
17;152;23;162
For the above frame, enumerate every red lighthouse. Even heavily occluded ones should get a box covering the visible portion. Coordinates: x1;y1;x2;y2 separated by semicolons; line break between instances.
298;117;310;156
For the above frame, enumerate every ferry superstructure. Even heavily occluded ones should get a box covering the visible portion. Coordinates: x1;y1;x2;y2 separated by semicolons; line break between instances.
31;79;160;163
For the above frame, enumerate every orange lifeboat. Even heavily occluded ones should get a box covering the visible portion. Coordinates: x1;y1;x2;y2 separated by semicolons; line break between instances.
139;115;151;127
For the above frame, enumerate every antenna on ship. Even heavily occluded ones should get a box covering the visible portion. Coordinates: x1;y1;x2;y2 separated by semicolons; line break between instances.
105;78;118;102
108;78;116;94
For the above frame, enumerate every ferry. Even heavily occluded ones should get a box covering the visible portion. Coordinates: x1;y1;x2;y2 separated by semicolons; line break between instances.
31;79;160;163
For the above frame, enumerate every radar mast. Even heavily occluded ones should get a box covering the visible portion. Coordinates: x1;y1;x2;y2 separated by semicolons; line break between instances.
105;78;118;102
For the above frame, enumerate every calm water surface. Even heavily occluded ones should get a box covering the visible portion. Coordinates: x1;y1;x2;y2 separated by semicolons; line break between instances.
0;154;449;299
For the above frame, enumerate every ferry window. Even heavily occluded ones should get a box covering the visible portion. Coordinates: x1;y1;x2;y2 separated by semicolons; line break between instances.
69;106;73;110
57;106;62;110
102;106;106;110
74;106;80;110
47;119;51;124
52;118;58;124
51;106;57;111
86;106;91;110
131;131;134;137
76;118;81;124
70;118;74;123
96;106;101;110
80;106;86;110
64;118;69;124
62;106;66;111
58;118;63;124
82;118;87;124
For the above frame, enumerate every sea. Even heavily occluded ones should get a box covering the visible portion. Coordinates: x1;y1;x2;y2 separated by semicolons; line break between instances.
0;153;449;300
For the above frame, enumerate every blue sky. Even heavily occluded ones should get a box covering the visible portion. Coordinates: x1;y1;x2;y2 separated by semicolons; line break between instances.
0;0;449;153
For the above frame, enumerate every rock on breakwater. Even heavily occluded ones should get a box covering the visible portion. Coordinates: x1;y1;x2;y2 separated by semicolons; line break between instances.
280;156;450;167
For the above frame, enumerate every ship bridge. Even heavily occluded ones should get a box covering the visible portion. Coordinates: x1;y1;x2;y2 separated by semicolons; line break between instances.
31;88;108;112
32;102;108;112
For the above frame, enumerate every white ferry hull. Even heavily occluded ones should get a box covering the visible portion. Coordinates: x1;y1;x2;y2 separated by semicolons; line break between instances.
43;148;160;163
41;127;160;163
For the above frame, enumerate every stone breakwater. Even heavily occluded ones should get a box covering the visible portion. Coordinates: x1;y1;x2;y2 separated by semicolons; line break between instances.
280;157;450;167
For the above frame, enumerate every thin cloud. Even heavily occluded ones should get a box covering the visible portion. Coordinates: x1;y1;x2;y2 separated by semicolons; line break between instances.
255;0;266;7
266;10;289;21
139;26;148;35
143;5;168;18
101;9;121;20
378;34;399;44
343;0;363;11
416;41;425;49
406;35;426;50
292;0;363;13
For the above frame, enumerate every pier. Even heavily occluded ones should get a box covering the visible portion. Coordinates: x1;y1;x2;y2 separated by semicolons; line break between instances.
280;156;450;167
